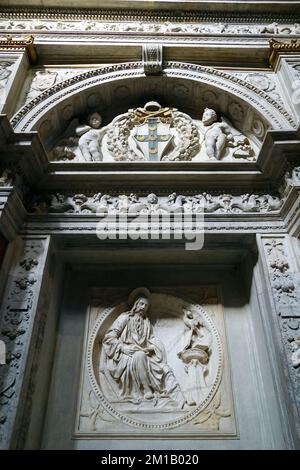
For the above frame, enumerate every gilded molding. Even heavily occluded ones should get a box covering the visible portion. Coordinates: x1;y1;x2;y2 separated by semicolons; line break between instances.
269;38;300;67
0;34;37;64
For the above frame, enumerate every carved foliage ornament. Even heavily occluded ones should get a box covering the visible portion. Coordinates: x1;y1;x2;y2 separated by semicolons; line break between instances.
0;239;44;445
261;236;300;426
105;102;200;162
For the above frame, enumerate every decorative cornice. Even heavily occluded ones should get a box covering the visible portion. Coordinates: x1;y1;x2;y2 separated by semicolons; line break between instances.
0;7;299;24
0;34;38;64
269;38;300;67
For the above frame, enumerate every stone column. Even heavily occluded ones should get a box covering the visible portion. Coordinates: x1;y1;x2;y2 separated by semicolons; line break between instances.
0;236;52;449
256;233;300;443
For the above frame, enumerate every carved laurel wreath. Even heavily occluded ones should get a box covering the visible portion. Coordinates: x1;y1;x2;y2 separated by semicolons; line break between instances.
105;109;200;162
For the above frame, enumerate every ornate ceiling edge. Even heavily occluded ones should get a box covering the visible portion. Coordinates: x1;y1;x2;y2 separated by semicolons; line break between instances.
0;7;299;24
0;34;38;64
10;61;295;132
269;38;300;67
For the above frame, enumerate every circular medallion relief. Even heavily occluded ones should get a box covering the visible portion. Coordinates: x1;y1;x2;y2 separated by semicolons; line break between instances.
87;291;223;430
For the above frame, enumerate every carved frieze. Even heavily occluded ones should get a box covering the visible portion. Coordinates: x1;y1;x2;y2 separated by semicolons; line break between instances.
75;287;235;437
29;191;283;216
1;19;300;38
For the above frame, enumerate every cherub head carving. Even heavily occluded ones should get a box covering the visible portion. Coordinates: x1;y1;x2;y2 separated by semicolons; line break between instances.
88;112;102;129
202;108;218;126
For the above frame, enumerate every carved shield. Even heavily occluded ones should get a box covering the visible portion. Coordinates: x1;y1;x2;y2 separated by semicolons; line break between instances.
132;118;173;161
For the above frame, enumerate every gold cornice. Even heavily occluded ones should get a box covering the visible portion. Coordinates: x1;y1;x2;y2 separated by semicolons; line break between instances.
269;38;300;68
0;34;38;64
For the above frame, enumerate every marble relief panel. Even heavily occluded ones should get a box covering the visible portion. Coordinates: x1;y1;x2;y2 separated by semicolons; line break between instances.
74;286;236;437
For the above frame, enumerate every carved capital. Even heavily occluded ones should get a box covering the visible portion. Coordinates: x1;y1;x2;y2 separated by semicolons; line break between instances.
0;35;38;65
269;39;300;68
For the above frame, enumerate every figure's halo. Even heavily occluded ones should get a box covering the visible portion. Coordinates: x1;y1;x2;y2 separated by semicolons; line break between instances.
128;287;151;308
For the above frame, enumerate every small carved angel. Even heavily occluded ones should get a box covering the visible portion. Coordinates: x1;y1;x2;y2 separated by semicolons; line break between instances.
202;108;234;160
180;309;212;354
76;112;106;162
201;108;255;161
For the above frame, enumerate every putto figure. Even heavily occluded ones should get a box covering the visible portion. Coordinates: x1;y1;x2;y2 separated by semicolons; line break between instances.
201;108;254;161
102;288;187;406
76;112;105;161
202;108;234;160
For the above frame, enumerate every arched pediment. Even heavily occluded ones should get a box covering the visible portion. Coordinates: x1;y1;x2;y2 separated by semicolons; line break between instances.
11;61;295;157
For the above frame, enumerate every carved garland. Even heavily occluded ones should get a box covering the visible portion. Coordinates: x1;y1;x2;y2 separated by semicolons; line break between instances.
105;109;200;162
